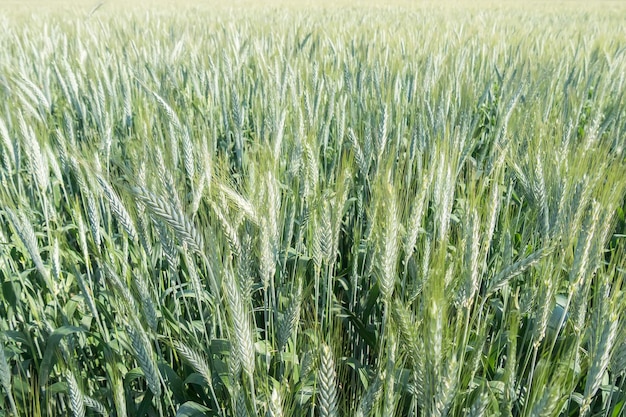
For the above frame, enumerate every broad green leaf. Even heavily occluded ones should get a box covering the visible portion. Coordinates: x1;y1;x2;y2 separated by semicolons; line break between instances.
176;401;211;417
183;373;206;387
1;280;21;309
39;326;85;387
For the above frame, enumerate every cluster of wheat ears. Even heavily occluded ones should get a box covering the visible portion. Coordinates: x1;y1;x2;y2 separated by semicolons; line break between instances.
0;3;626;417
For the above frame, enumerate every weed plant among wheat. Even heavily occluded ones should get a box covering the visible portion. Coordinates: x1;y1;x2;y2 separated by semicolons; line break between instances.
1;2;626;416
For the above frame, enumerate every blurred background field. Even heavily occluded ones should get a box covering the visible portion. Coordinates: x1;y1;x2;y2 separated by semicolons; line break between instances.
2;0;626;13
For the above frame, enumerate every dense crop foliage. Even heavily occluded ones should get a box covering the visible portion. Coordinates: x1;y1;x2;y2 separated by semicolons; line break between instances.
1;3;626;416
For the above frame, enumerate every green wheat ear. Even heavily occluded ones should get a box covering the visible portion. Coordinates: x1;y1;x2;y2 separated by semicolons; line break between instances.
318;344;338;417
66;370;86;417
0;337;17;416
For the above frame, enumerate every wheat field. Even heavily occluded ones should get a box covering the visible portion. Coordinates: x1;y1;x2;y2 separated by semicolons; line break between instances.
1;1;626;416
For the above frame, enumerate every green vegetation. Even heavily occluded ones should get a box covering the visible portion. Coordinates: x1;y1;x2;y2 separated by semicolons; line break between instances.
1;3;626;416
